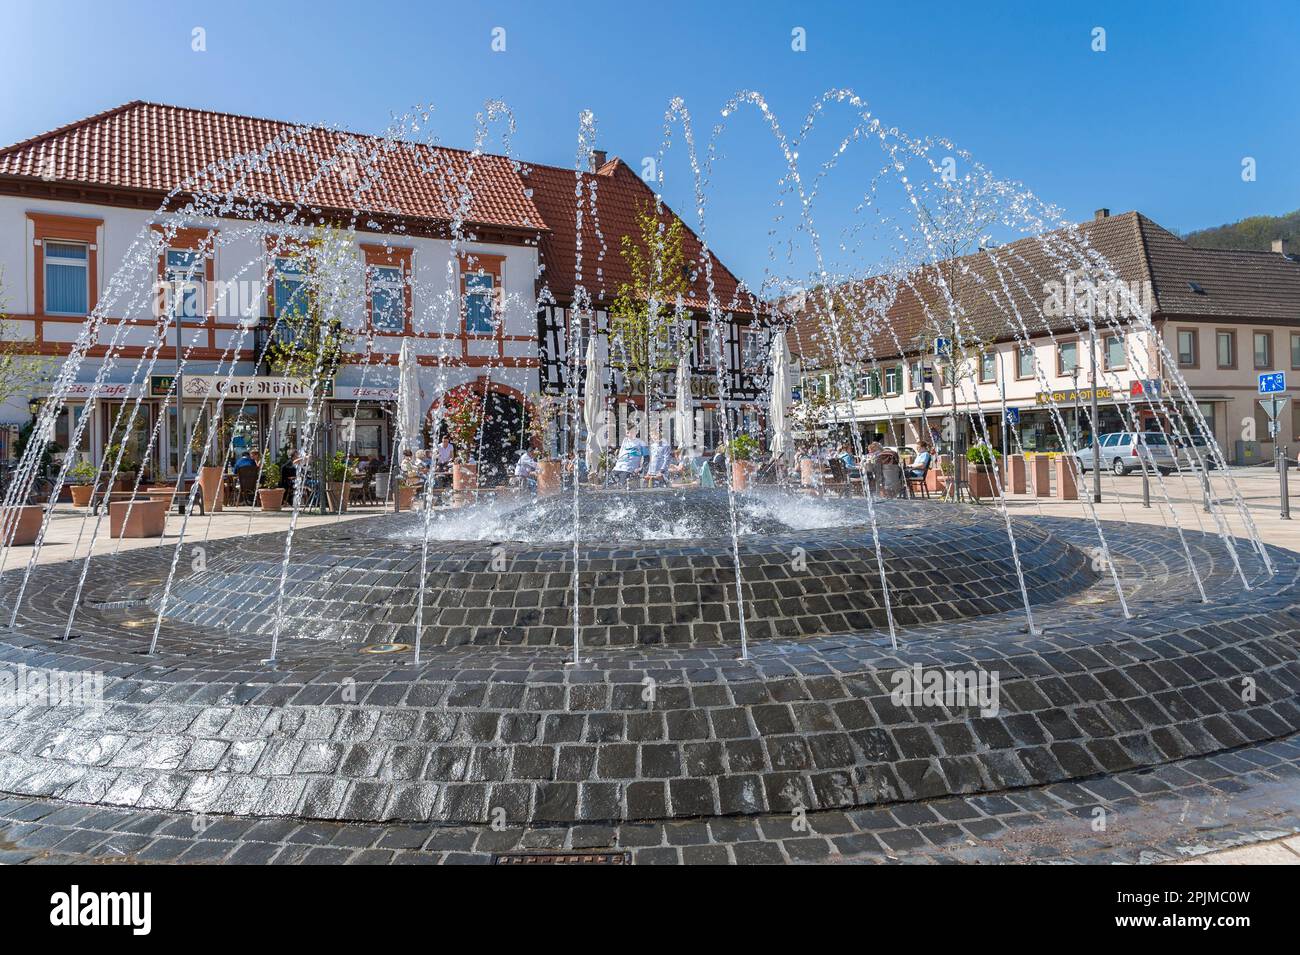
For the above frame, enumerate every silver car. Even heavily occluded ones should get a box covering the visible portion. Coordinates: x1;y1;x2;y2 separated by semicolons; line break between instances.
1075;432;1176;475
1171;434;1222;471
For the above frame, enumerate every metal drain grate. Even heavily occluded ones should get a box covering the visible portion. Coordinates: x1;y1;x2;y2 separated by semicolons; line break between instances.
493;851;629;865
359;642;412;655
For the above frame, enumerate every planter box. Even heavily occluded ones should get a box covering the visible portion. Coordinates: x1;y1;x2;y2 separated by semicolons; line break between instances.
258;487;285;511
731;460;754;491
1031;456;1052;498
70;484;94;507
452;463;478;491
373;473;390;501
198;466;224;512
108;499;167;539
394;486;415;512
3;504;44;546
1008;454;1027;493
1055;457;1079;501
536;460;562;496
968;467;1003;500
327;482;349;512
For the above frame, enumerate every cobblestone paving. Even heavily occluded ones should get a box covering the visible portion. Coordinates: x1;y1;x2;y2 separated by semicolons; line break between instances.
3;733;1297;864
0;511;1296;827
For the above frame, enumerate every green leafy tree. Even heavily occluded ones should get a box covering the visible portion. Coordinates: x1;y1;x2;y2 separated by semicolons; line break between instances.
0;271;53;413
266;229;356;395
609;201;690;401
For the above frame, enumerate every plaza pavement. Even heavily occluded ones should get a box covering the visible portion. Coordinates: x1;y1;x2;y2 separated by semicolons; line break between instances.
4;463;1298;864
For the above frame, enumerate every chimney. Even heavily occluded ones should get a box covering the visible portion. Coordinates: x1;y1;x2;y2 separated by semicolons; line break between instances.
589;149;608;171
1272;238;1289;255
1094;208;1110;220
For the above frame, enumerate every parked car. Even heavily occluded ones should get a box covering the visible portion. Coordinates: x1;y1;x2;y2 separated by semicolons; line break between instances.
1172;434;1221;471
1074;432;1176;475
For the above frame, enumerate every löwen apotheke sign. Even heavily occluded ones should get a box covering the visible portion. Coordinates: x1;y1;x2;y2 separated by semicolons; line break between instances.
150;375;331;400
1034;386;1113;406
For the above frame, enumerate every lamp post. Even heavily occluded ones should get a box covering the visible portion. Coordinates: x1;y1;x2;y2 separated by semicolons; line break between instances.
1089;329;1101;503
1071;365;1081;447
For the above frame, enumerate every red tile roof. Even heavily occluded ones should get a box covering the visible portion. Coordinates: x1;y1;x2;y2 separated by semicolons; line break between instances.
523;158;757;313
0;101;547;234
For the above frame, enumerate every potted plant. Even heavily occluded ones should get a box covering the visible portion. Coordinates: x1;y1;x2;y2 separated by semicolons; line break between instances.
393;471;416;512
326;450;350;512
966;444;1003;500
258;461;284;511
528;393;563;496
443;391;483;491
727;433;760;490
68;459;96;507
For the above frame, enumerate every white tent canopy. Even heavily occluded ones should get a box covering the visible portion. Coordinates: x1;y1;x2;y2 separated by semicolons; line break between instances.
769;328;792;462
583;336;605;471
395;338;423;454
674;353;695;455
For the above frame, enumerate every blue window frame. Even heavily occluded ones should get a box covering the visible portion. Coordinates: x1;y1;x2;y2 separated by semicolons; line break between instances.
274;256;309;321
44;241;88;315
370;265;405;331
464;272;495;334
164;249;202;322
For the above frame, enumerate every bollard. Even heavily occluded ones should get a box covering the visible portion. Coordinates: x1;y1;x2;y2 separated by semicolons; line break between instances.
1008;454;1027;493
1282;444;1291;521
1142;466;1150;508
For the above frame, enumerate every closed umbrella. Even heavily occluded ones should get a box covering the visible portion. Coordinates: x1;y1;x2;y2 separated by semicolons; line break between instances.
769;328;792;463
396;338;422;454
674;353;694;455
582;336;604;471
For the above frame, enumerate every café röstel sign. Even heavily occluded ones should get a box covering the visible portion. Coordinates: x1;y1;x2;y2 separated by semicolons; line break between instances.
150;375;331;400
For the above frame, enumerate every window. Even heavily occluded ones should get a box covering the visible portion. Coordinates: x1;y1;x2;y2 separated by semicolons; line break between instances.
369;265;405;332
1253;331;1272;370
1216;330;1235;368
1177;328;1198;367
460;254;503;336
979;351;997;383
273;256;309;321
884;365;903;395
1058;339;1079;376
164;249;203;322
740;328;766;370
1291;333;1300;370
1103;335;1126;370
859;370;882;398
1017;345;1036;379
44;241;89;315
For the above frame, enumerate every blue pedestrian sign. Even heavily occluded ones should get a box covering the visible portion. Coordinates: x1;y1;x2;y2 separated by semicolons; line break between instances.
1259;372;1286;395
933;337;950;358
1004;407;1020;426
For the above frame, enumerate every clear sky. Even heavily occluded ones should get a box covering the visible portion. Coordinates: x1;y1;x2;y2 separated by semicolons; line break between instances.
2;0;1296;290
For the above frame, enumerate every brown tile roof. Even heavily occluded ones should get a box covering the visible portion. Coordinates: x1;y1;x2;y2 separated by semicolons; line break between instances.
790;210;1300;368
523;157;757;312
0;101;548;234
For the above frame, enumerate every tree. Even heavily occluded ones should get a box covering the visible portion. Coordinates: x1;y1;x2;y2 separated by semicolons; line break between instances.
609;201;690;403
0;270;52;412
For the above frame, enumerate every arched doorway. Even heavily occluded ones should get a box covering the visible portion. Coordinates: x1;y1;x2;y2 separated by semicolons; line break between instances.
478;391;526;486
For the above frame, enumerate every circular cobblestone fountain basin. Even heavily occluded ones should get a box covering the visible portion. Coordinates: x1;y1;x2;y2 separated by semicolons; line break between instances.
0;500;1296;828
155;493;1095;648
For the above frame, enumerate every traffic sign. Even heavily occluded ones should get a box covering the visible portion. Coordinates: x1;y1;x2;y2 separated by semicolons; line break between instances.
1004;407;1020;425
933;338;950;358
915;389;935;409
1259;371;1286;394
1258;396;1291;421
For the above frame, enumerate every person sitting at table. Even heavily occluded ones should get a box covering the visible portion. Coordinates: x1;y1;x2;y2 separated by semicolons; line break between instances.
231;449;255;474
514;448;539;491
645;435;671;487
907;440;933;480
610;431;648;488
433;436;454;487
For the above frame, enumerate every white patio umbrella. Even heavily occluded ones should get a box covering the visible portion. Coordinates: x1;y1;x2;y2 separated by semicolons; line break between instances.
768;328;792;462
582;336;604;471
396;338;422;454
674;353;695;455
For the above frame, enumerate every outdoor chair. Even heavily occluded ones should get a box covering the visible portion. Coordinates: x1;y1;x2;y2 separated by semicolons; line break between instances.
825;458;852;496
906;460;930;499
234;464;258;506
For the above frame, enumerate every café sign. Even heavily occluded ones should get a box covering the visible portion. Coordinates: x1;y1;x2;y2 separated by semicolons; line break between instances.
150;375;330;400
1034;386;1112;406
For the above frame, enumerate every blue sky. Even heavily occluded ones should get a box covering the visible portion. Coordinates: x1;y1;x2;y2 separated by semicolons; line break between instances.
2;0;1296;289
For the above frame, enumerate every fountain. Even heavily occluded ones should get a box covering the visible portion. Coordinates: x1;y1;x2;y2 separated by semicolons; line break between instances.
0;93;1296;844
